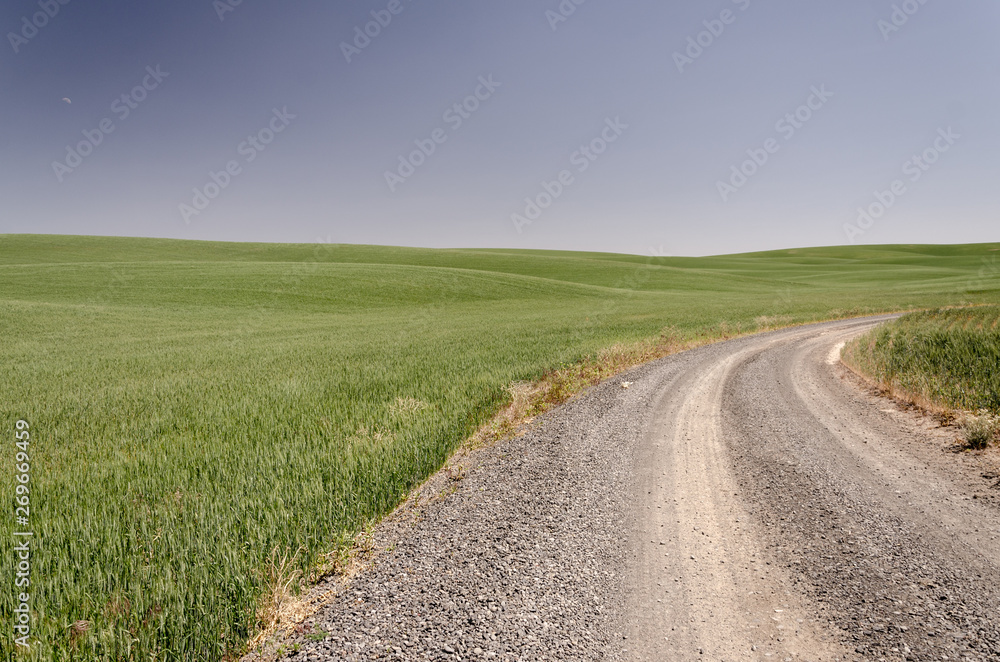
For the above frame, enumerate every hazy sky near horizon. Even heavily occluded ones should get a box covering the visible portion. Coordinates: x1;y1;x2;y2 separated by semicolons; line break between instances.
1;1;997;256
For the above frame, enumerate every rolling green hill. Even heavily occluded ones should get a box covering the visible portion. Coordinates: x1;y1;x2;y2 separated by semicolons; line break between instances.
1;235;997;661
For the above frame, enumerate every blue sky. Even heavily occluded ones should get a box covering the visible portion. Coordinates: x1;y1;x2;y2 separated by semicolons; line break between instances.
1;0;997;256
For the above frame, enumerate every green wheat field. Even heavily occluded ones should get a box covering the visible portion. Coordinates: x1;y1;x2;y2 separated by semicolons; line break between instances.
844;305;1000;414
1;235;998;661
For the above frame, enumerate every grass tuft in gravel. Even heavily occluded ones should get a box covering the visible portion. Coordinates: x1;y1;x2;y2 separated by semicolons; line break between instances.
958;410;1000;449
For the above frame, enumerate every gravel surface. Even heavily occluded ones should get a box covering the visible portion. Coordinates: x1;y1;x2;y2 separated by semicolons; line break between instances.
255;318;1000;662
721;323;1000;662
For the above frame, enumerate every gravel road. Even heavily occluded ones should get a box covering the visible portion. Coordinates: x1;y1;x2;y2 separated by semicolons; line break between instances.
267;317;1000;662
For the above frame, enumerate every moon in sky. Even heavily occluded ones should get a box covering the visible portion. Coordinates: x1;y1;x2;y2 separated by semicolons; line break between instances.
62;98;72;104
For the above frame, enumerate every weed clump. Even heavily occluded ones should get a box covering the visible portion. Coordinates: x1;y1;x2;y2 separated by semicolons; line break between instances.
959;409;999;449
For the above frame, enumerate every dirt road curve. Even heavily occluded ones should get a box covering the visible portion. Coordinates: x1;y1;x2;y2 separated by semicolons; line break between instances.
272;318;1000;662
628;317;1000;661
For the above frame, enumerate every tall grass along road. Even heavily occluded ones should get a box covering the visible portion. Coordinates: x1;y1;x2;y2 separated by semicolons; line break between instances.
844;306;1000;446
0;236;997;660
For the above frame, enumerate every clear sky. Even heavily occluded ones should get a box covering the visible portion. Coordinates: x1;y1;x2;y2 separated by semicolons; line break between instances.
1;1;997;256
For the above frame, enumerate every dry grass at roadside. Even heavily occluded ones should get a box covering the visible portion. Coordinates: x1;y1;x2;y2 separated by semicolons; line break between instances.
467;327;699;447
